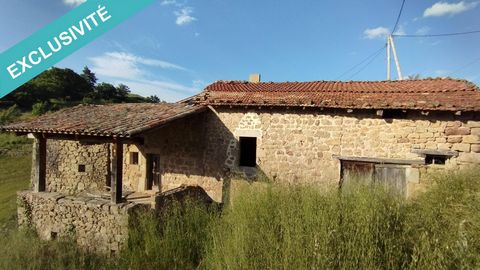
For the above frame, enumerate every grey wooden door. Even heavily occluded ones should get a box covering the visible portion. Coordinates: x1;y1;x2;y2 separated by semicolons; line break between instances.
374;164;407;196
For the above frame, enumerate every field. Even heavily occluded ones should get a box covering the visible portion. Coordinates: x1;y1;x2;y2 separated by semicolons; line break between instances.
0;146;31;226
0;146;479;269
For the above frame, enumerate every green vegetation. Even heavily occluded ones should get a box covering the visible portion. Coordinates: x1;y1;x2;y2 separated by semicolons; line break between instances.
0;162;479;269
2;66;164;115
0;155;31;226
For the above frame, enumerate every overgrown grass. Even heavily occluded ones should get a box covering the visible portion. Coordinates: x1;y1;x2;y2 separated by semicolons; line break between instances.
0;230;110;270
0;167;479;269
119;200;217;270
204;170;480;269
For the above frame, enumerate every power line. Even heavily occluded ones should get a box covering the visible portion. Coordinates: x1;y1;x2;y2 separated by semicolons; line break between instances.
336;45;386;80
393;30;480;38
392;0;406;34
347;46;385;80
448;57;480;76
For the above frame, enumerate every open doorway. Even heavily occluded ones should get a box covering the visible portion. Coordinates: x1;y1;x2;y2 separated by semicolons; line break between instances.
146;154;161;191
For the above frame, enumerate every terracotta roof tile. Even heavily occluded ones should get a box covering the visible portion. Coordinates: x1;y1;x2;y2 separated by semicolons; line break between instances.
195;78;480;111
1;103;206;137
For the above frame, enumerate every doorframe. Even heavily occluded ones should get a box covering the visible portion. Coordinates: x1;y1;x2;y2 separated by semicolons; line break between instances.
146;154;161;191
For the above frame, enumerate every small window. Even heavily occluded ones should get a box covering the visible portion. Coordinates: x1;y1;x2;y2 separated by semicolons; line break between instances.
239;137;257;167
425;155;446;165
78;164;86;172
130;152;139;165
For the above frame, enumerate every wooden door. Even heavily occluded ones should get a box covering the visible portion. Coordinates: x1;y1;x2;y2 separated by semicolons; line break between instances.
147;154;161;191
374;164;407;196
340;161;375;188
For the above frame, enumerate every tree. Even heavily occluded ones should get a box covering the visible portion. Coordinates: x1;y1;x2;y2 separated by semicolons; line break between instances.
407;74;421;80
146;95;161;103
81;66;97;90
116;84;131;101
5;67;91;109
95;83;118;101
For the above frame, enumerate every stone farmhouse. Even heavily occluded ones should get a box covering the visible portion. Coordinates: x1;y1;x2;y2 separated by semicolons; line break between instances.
2;77;480;252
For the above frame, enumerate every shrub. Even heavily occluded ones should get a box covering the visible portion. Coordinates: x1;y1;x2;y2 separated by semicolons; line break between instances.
31;101;49;116
0;105;21;125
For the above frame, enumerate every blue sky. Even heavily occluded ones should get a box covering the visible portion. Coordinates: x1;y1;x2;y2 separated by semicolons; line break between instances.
0;0;479;101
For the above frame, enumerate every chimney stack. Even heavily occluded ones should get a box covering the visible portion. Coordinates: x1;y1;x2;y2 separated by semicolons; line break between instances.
249;73;261;83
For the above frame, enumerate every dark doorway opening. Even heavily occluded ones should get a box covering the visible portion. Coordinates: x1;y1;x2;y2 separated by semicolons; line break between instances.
147;154;161;190
239;137;257;167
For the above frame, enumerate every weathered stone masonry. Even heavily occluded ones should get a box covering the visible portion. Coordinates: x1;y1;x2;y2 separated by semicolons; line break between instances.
46;140;110;195
17;191;144;253
205;107;480;193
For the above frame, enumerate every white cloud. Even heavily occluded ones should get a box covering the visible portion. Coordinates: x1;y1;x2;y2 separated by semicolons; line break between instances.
63;0;86;7
416;26;431;35
89;51;197;101
113;79;199;102
89;52;187;80
364;26;390;39
175;7;196;25
423;1;478;17
161;0;177;5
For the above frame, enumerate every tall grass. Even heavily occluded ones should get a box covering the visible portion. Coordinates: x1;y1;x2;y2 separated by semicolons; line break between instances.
0;169;479;269
0;230;110;270
120;199;217;270
204;183;409;269
204;170;480;270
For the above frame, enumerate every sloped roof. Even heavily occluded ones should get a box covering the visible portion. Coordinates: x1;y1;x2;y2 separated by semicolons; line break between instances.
1;103;206;138
192;78;480;111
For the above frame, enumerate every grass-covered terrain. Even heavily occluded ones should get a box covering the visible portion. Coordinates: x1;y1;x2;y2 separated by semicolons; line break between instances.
0;150;479;269
0;148;30;227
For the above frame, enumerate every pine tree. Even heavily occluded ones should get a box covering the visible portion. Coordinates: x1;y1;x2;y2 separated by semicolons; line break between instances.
81;66;97;89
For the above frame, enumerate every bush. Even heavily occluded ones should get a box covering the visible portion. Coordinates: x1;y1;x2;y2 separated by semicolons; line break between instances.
31;101;49;116
0;105;21;125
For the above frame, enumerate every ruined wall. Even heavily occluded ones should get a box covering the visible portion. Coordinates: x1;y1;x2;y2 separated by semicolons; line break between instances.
17;191;143;253
46;140;110;195
207;107;480;191
143;112;223;201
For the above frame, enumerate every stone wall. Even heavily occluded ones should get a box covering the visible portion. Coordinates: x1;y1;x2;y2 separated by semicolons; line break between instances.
39;108;480;202
46;140;110;195
123;144;146;192
17;191;142;253
206;107;480;192
143;112;223;201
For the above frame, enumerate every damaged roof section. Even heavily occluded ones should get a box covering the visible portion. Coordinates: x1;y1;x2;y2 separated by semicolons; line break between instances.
193;78;480;111
1;103;206;138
